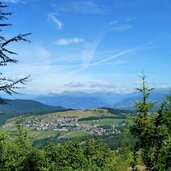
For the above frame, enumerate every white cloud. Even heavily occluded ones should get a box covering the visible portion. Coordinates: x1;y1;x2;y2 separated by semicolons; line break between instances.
62;81;134;93
64;82;85;88
113;23;133;32
55;38;84;45
48;13;63;30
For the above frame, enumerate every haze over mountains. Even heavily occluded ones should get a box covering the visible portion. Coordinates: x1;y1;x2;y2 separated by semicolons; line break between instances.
35;89;169;109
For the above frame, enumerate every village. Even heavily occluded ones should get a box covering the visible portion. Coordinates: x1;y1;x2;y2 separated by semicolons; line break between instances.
23;116;121;136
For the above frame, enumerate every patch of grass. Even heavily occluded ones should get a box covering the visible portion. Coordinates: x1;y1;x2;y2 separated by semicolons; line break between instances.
47;109;113;118
78;118;129;125
60;131;89;139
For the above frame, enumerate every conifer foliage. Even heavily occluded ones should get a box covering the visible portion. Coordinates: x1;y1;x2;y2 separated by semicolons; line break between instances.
130;72;171;171
0;2;31;96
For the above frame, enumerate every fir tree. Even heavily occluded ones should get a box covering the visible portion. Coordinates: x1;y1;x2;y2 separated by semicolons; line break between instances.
0;1;31;97
130;72;171;171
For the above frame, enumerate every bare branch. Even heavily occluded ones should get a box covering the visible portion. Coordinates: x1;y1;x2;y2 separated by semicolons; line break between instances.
1;33;32;47
0;1;31;97
0;75;30;95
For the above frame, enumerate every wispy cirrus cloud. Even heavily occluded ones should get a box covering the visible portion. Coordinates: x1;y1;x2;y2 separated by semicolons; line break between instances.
55;38;84;45
110;16;135;32
88;41;154;68
80;32;105;68
112;23;133;32
125;16;136;22
71;41;153;74
81;40;100;68
90;49;136;67
48;13;63;30
92;60;125;66
68;1;107;14
70;48;135;75
54;0;108;14
2;0;24;3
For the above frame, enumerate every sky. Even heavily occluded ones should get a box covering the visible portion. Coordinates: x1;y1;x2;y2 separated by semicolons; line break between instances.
1;0;171;94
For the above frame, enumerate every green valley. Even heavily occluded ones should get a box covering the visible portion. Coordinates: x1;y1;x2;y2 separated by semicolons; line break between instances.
0;108;132;147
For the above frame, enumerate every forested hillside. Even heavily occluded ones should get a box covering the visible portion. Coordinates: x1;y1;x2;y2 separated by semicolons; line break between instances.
0;99;65;126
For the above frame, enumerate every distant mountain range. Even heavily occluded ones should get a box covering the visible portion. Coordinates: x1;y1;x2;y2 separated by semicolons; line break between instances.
0;99;65;126
0;89;169;122
114;90;169;109
34;89;169;110
35;95;107;110
34;91;130;109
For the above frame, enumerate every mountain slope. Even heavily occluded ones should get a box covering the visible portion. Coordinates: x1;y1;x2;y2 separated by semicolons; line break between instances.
0;99;65;126
114;90;168;109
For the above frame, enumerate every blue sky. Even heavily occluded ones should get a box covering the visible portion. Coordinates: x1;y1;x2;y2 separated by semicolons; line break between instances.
2;0;171;93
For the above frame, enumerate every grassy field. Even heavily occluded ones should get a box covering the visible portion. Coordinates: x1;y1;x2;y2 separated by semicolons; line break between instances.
78;118;128;125
2;108;114;124
60;131;90;139
40;108;113;118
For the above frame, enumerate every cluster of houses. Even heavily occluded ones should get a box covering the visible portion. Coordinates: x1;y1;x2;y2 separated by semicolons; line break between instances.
24;116;78;131
72;124;121;135
23;116;121;136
